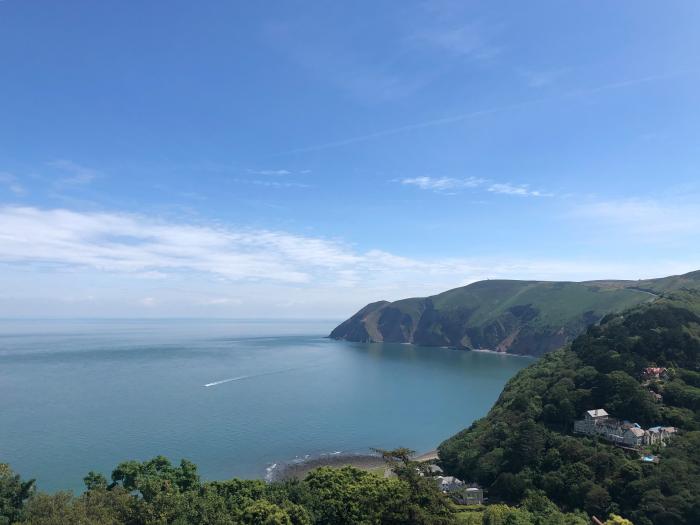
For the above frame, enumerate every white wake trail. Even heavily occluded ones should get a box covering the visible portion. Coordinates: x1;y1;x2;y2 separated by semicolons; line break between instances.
203;375;251;387
203;365;315;388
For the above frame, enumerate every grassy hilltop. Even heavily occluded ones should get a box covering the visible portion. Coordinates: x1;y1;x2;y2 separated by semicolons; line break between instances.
330;271;700;356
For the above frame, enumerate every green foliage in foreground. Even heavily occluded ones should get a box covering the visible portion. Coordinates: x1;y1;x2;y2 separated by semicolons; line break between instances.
0;464;35;525
1;450;456;525
453;492;590;525
3;454;591;525
439;300;700;525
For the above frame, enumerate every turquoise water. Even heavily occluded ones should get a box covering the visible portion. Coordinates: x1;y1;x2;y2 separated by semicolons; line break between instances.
0;319;531;492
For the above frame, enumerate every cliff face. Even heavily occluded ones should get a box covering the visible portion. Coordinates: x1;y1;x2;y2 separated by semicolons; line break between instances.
329;271;700;356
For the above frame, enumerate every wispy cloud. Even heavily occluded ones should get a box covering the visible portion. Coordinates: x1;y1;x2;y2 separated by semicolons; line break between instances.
413;22;499;60
0;172;25;195
48;160;100;185
574;197;700;236
0;206;356;284
248;169;293;176
487;183;553;197
398;176;552;197
250;180;311;189
0;206;696;317
518;68;570;88
264;18;430;103
280;70;694;155
399;176;485;192
196;297;240;306
0;206;686;290
280;101;534;155
234;178;310;189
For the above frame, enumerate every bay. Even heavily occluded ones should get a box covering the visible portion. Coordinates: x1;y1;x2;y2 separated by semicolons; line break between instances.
0;319;531;492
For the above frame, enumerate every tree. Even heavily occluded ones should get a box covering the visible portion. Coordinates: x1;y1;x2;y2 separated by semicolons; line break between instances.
242;500;292;525
604;515;634;525
482;504;532;525
375;448;455;524
83;471;108;492
0;463;35;525
584;485;611;518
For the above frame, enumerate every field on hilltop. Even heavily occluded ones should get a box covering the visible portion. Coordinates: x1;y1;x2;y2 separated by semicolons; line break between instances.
331;270;700;356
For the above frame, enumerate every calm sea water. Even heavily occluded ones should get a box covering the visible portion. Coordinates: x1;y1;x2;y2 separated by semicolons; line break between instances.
0;319;531;492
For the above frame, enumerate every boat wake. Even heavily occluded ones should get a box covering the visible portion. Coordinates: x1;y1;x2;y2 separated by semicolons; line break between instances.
203;365;313;387
204;376;250;387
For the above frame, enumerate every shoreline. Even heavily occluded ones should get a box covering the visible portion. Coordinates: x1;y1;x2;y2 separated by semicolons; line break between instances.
267;449;439;482
329;336;537;358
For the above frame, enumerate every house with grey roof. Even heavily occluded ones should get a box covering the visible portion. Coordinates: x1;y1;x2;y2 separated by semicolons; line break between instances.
435;476;484;505
645;426;677;445
623;427;646;447
573;409;677;449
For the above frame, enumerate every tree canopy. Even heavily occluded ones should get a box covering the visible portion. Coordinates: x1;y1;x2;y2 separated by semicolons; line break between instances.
439;301;700;525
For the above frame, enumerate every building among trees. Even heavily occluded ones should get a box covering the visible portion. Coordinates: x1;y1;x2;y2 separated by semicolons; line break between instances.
573;409;676;448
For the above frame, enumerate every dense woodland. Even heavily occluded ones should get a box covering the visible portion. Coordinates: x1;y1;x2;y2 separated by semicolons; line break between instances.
439;294;700;525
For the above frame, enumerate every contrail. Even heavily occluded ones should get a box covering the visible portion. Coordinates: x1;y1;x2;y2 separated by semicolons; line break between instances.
203;365;314;387
279;100;538;155
277;69;696;156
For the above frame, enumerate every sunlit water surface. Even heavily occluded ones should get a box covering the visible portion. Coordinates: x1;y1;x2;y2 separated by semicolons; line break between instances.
0;319;531;491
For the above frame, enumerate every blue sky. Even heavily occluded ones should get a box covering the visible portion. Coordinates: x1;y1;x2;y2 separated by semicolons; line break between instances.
1;1;699;318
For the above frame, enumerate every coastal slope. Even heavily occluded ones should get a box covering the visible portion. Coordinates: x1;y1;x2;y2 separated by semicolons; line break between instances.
438;291;700;524
330;270;700;356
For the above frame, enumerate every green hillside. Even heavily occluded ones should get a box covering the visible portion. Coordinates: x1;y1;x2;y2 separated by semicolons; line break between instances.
438;292;700;524
330;270;700;356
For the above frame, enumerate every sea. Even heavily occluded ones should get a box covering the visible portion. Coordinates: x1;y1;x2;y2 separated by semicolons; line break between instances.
0;319;531;492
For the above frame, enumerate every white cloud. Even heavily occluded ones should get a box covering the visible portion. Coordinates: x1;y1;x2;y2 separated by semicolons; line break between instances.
0;205;696;317
0;206;358;284
238;170;310;188
196;297;241;306
399;176;485;191
249;180;310;189
0;205;652;288
248;169;293;176
487;183;553;197
398;176;551;197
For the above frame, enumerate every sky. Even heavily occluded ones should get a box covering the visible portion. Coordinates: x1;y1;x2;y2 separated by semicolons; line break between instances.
1;1;699;318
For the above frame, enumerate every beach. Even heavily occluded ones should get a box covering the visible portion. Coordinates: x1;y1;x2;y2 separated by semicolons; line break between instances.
269;449;439;481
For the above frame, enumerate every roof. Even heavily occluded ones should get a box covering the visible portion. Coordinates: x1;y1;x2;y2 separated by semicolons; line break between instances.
587;409;608;418
628;428;645;437
644;367;668;375
437;476;464;485
649;426;676;433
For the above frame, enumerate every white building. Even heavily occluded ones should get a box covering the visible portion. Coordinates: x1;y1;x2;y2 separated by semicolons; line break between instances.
573;409;676;449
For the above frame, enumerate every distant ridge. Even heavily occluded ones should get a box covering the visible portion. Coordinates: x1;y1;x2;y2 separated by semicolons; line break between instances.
330;270;700;356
